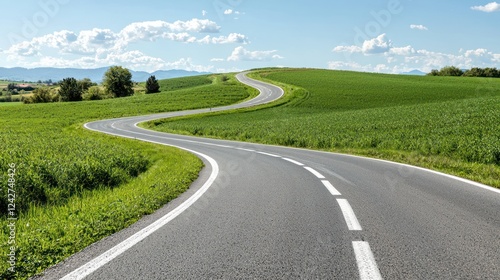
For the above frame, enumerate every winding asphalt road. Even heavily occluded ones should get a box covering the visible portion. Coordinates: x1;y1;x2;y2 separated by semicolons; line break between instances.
39;73;500;279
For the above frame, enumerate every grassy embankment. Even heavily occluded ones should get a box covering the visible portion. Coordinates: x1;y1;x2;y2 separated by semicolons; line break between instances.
0;74;256;279
146;69;500;188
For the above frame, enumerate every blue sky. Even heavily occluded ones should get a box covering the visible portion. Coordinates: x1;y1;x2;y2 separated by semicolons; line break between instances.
0;0;499;73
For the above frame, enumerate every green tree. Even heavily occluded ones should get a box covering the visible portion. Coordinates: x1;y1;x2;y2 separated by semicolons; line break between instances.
59;77;83;102
83;86;108;100
427;69;439;76
439;66;464;77
24;87;57;104
7;83;16;91
483;67;499;78
103;66;134;97
145;75;160;94
77;78;97;92
463;67;485;77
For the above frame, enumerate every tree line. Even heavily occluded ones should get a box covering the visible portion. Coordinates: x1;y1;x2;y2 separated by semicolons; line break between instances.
24;66;161;104
428;66;500;78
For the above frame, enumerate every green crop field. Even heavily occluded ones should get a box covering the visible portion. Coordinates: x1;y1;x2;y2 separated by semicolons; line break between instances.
0;74;256;279
148;69;500;188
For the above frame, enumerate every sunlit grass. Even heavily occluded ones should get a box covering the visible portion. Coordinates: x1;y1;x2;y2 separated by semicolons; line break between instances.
148;69;500;188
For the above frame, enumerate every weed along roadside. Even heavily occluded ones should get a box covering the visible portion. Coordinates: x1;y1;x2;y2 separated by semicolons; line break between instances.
0;74;253;279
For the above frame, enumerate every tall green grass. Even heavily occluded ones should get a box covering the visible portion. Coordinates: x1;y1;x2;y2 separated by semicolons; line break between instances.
148;69;500;187
0;74;254;279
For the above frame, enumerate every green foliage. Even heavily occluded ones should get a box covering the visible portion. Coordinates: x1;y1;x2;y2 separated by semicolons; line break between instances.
438;66;464;76
59;77;83;102
23;87;58;104
82;86;109;101
430;66;500;78
463;67;500;78
0;142;202;280
77;78;97;92
149;69;500;187
103;66;134;97
145;75;160;94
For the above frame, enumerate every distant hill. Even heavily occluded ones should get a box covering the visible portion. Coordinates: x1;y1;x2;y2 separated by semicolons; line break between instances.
0;67;210;83
401;70;426;76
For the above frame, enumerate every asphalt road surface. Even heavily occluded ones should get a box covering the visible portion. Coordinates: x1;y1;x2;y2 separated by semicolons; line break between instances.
38;73;500;280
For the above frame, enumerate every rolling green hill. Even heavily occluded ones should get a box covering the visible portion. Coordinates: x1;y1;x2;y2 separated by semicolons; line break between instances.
148;68;500;188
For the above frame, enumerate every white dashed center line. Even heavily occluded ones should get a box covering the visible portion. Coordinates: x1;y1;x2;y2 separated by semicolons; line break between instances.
337;199;362;231
282;158;305;166
352;241;383;280
321;180;341;196
304;166;326;179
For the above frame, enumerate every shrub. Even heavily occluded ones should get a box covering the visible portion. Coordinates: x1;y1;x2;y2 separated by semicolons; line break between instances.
23;87;57;104
83;86;109;101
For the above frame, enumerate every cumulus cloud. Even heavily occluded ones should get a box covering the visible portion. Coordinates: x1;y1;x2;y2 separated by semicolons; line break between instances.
333;34;392;55
331;36;500;74
3;18;249;71
471;2;500;12
169;18;221;33
164;58;214;72
410;24;428;31
227;46;283;61
389;46;415;56
118;19;219;45
362;34;392;54
198;33;249;44
6;19;226;58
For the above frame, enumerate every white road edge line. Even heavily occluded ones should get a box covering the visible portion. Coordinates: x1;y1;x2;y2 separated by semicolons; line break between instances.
61;141;219;280
282;158;305;166
282;146;500;195
304;166;326;179
321;180;341;196
352;241;383;280
337;199;362;231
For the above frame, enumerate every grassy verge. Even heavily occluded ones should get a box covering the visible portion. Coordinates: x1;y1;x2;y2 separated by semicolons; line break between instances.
2;139;202;279
147;68;500;188
0;74;251;279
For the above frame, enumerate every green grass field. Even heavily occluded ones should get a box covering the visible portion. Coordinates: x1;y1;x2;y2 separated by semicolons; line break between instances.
0;74;255;279
148;69;500;188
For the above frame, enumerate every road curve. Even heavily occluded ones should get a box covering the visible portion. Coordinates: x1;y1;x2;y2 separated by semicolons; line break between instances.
40;73;500;280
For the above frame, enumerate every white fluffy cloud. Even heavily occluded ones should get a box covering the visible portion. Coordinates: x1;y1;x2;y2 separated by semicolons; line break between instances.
471;2;500;12
331;35;500;73
198;33;249;44
4;18;249;71
223;9;242;15
227;46;283;61
333;34;392;55
362;34;392;54
410;24;428;31
6;19;226;58
163;58;214;73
